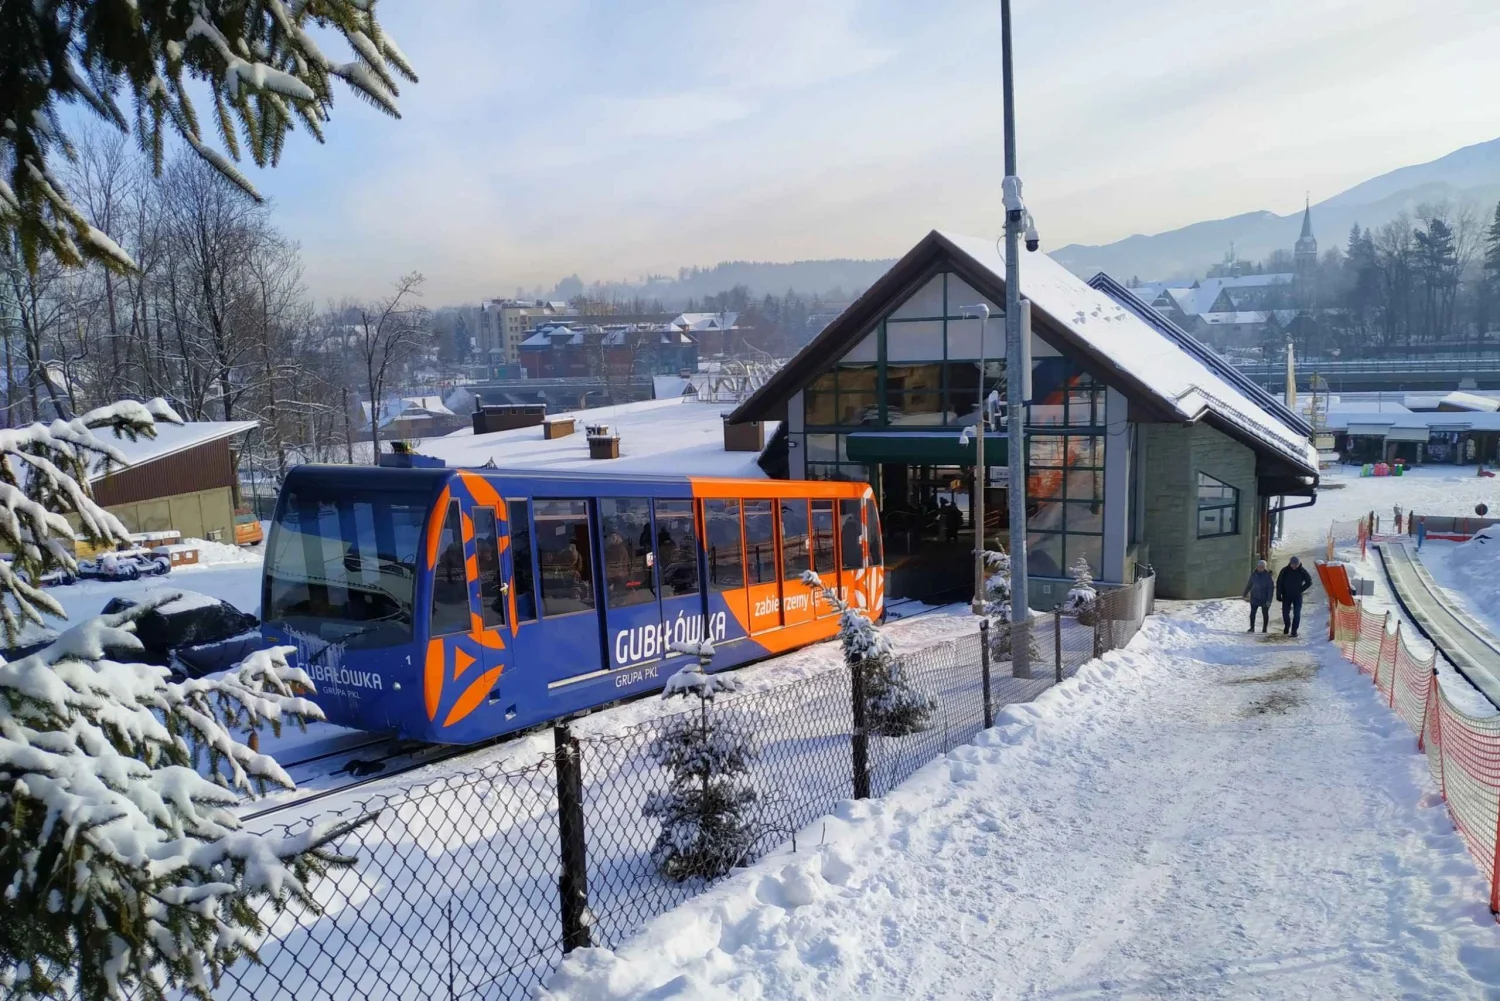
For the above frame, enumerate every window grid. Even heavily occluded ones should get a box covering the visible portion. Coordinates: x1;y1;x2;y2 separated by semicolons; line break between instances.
1196;472;1240;538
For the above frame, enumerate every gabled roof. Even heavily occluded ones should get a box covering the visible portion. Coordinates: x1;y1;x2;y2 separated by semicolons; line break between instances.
730;230;1316;475
89;420;256;482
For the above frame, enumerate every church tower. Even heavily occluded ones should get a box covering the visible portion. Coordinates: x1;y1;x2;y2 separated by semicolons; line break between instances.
1294;197;1317;276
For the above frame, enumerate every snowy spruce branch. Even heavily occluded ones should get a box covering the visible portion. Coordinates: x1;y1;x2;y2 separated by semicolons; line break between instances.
0;399;182;645
3;1;416;272
0;599;370;1001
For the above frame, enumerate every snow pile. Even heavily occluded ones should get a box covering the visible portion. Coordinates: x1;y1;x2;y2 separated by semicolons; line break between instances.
541;601;1500;1000
1444;524;1500;608
188;536;263;566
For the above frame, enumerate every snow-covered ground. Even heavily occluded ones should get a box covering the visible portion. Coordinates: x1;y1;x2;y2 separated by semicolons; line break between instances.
1282;463;1499;550
541;598;1500;1000
1421;529;1500;638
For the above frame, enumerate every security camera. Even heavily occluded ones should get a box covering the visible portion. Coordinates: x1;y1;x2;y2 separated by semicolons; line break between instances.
1024;211;1040;253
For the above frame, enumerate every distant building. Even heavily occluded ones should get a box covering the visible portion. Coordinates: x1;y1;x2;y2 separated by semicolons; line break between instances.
360;395;467;440
517;323;698;381
1126;200;1322;352
477;300;579;370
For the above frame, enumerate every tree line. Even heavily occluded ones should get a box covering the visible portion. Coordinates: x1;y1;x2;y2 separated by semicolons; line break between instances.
1;130;432;485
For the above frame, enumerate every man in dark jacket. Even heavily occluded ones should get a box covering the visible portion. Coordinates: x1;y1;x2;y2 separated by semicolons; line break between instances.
1275;556;1314;637
1242;559;1273;632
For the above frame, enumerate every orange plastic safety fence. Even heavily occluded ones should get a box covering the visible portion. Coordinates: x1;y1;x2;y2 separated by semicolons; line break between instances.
1328;596;1500;914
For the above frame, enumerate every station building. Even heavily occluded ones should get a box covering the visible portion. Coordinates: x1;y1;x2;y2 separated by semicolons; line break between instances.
415;232;1319;605
726;231;1319;604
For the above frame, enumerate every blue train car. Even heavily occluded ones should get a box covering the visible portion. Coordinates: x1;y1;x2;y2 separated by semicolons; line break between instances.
261;465;884;744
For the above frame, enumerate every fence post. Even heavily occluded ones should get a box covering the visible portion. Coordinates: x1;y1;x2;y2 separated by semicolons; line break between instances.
850;656;871;799
1389;620;1400;708
979;620;993;730
1053;605;1063;684
1092;598;1104;660
553;723;592;952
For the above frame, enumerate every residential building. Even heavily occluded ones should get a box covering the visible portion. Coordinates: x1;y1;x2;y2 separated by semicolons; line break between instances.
477;299;580;370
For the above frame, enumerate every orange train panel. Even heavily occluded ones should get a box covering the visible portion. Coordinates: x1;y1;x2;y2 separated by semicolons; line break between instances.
688;477;870;501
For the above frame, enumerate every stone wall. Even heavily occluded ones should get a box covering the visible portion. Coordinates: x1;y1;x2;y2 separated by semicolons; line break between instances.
1139;423;1258;599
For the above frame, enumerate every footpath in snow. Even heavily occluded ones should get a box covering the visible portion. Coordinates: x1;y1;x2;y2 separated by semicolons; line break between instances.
542;599;1500;1000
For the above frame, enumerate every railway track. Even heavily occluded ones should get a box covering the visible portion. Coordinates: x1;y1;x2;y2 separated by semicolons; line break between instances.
1374;540;1500;710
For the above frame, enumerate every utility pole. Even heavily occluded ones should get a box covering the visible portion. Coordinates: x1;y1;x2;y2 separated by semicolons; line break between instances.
963;305;991;615
1001;0;1031;677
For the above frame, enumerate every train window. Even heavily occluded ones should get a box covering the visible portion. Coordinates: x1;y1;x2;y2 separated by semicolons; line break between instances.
744;500;775;584
811;500;836;573
507;499;537;622
840;499;863;570
600;497;655;608
654;499;700;596
780;499;811;578
865;497;883;566
535;499;596;616
265;489;426;649
705;500;744;591
430;500;470;635
472;507;505;628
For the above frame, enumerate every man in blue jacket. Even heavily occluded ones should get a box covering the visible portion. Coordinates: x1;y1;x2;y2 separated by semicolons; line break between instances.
1241;559;1273;632
1275;556;1314;637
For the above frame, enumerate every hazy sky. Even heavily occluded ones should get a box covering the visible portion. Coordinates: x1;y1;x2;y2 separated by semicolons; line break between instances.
247;0;1500;303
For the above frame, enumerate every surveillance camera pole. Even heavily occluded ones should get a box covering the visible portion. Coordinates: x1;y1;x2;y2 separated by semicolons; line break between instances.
1001;0;1030;676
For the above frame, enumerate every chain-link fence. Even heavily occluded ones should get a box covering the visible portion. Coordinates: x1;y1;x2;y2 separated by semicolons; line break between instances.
151;573;1156;1001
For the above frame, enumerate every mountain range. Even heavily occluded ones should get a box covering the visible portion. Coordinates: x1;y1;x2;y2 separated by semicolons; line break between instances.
533;137;1500;305
1050;137;1500;282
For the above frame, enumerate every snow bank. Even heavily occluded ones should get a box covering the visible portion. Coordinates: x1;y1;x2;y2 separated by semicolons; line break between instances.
540;600;1500;1000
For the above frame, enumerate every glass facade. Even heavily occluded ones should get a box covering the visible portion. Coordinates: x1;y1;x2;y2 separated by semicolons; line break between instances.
792;272;1116;580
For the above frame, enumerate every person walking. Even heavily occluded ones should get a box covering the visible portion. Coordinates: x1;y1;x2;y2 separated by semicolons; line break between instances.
1242;559;1274;633
1275;555;1313;637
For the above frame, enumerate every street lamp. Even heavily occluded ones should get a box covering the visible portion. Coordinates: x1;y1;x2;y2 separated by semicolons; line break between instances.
960;304;991;616
1001;0;1033;677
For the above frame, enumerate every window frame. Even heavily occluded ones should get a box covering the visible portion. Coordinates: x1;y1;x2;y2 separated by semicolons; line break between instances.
1196;471;1241;539
471;505;506;629
429;499;471;636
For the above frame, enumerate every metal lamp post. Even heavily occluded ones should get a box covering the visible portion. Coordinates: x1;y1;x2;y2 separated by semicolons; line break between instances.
1001;0;1031;677
961;304;991;615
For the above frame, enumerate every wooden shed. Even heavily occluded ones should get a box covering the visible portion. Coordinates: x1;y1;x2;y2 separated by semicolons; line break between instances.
89;420;257;544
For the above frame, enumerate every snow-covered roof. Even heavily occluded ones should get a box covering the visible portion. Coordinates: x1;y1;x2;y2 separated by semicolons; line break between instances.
1441;390;1500;412
732;231;1317;476
419;397;777;477
672;312;740;331
91;420;256;481
1197;311;1268;325
934;233;1318;474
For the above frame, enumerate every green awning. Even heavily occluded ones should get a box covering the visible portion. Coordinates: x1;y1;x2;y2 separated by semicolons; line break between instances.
843;430;1009;466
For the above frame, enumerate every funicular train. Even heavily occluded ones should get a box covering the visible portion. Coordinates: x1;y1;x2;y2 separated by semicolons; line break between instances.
261;466;884;744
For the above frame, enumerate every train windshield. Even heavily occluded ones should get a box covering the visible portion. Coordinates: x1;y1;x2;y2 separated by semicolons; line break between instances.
264;484;431;648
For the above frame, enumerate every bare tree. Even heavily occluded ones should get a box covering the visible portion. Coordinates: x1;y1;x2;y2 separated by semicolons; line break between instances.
351;273;427;462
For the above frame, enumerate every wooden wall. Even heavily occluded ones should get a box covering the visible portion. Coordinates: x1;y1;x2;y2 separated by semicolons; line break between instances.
93;439;236;508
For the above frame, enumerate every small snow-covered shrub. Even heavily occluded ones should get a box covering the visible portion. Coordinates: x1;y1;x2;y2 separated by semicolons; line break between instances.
643;641;758;883
981;547;1040;664
1062;556;1098;626
801;571;934;737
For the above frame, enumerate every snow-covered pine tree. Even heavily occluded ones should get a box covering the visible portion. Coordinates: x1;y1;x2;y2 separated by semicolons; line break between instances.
1062;556;1098;626
981;546;1040;665
800;571;934;738
3;0;415;272
643;640;758;882
0;404;363;1001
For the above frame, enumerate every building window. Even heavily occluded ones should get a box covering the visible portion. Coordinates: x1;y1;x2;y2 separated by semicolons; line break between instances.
1026;433;1104;577
1029;359;1104;428
1196;472;1240;538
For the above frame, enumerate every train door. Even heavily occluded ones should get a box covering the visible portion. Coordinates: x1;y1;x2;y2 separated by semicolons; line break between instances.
779;497;816;628
530;498;607;696
703;499;749;645
810;499;840;619
599;496;663;673
743;499;781;634
653;498;707;648
423;487;512;739
839;498;865;610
